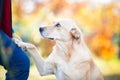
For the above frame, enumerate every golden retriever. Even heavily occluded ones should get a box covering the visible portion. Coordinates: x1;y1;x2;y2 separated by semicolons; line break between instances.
14;19;104;80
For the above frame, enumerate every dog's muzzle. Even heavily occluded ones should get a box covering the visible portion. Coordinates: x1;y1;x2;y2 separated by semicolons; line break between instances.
39;27;54;40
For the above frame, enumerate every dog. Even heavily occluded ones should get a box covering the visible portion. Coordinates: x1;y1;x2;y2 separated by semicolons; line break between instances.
14;19;104;80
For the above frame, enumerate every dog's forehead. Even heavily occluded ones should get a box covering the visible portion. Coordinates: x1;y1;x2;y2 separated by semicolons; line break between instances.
54;19;77;29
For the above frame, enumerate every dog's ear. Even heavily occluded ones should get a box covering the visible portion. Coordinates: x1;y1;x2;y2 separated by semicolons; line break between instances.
70;28;80;40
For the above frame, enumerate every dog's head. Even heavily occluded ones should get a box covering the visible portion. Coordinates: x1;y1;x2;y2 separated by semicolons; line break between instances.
39;19;82;43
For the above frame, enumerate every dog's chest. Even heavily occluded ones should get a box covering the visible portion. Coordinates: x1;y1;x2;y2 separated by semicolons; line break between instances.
55;65;66;80
54;59;69;80
53;55;79;80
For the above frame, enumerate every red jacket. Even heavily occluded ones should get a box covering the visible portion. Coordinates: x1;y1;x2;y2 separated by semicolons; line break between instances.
0;0;12;38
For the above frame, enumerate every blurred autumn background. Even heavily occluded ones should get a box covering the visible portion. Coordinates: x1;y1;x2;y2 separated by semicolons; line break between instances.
0;0;120;80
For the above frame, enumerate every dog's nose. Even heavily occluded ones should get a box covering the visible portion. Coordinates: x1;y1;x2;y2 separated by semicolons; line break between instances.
39;27;44;32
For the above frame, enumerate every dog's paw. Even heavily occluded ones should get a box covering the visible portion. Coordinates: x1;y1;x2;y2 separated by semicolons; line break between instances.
12;38;22;47
12;38;36;51
25;43;36;49
12;38;28;49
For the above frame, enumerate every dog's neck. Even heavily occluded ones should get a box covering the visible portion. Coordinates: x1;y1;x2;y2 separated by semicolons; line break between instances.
56;40;73;51
55;39;92;62
56;40;73;61
55;39;85;55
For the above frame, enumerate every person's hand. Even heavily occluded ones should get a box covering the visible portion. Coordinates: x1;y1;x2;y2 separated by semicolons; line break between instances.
12;37;26;50
12;37;36;51
12;32;26;50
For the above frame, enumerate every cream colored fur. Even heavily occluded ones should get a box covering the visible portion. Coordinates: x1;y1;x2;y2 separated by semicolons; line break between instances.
14;19;104;80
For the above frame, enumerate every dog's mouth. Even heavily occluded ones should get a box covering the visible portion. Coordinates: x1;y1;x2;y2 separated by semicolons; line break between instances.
48;38;54;40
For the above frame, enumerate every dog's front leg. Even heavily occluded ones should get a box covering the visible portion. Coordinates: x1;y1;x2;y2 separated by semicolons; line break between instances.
13;40;54;76
26;45;54;76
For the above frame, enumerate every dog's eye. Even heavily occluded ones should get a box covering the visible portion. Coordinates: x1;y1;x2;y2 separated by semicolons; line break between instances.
55;23;61;27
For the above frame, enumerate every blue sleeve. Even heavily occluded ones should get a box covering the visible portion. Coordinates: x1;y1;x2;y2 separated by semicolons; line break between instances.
12;28;14;33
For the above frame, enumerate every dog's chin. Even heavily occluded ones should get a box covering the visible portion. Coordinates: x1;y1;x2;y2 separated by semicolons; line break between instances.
40;31;59;40
40;32;54;40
